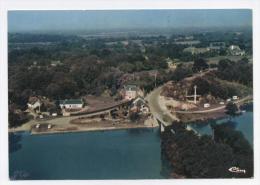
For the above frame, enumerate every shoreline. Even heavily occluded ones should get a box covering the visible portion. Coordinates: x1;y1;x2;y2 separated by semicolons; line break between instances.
9;124;159;135
9;100;253;135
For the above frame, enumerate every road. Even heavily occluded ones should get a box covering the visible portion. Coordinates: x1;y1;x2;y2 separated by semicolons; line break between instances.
145;86;179;126
175;95;252;114
9;100;131;132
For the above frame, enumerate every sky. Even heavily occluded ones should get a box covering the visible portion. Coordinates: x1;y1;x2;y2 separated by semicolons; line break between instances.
8;9;252;33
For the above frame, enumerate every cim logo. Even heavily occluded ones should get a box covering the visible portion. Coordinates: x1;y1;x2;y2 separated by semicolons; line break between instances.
228;167;246;174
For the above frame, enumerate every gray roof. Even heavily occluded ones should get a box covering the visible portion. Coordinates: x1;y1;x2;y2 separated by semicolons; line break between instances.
60;99;83;105
124;85;137;91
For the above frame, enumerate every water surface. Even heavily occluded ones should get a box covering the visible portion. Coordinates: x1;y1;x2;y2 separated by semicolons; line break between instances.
189;107;253;145
9;128;163;180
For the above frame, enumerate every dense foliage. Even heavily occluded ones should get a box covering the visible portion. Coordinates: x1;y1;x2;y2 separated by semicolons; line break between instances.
8;30;252;126
189;73;246;99
192;58;209;72
225;102;239;118
161;122;253;178
216;58;253;87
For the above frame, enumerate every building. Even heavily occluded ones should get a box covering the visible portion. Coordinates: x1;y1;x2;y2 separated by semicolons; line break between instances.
27;96;42;112
228;45;245;56
166;58;177;70
183;47;210;55
123;85;138;100
131;97;150;114
50;60;62;67
232;96;238;100
59;99;84;109
209;42;226;50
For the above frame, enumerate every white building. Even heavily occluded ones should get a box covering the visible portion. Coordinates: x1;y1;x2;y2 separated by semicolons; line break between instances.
59;99;84;109
27;97;42;112
228;45;245;56
28;101;41;110
232;96;239;100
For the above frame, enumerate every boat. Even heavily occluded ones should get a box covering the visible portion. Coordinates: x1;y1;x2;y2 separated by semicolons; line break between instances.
228;166;246;174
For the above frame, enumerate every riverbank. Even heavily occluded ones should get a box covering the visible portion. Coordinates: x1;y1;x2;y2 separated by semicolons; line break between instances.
30;124;158;135
173;97;253;123
9;116;158;135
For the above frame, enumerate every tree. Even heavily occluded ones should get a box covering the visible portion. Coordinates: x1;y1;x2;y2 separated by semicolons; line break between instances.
172;65;193;81
192;58;209;72
46;83;61;99
225;102;239;119
218;59;231;71
129;112;140;122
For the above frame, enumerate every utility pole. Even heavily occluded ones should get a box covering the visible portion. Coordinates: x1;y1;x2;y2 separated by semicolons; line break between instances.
194;85;197;104
39;101;41;113
154;71;157;88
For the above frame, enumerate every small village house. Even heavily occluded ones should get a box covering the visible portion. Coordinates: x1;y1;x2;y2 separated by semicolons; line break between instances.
27;96;42;112
209;42;226;50
50;60;62;67
131;97;150;114
228;45;245;56
232;96;238;100
123;85;138;100
59;99;84;109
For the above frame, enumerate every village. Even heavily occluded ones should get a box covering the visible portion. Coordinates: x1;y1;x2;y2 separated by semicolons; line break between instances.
10;84;157;134
7;10;254;180
9;65;252;135
8;29;253;134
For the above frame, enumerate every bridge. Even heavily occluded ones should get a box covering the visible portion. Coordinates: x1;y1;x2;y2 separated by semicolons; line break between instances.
146;85;180;132
152;113;173;132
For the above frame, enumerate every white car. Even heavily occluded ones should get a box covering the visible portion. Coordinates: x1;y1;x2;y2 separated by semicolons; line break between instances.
52;113;57;116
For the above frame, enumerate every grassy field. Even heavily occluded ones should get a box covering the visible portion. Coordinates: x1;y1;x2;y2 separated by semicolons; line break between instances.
206;55;253;64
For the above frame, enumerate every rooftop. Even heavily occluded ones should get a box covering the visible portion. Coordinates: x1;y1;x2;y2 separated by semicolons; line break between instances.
124;85;137;91
60;99;83;105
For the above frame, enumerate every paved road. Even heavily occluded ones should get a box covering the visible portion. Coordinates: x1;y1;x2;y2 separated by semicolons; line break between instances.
10;100;130;132
146;86;179;126
175;96;252;114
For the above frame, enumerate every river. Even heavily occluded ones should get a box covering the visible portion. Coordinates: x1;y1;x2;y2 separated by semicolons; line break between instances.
188;103;253;146
9;104;253;180
9;128;165;180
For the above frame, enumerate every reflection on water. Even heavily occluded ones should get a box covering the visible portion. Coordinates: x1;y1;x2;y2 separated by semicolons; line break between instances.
189;105;253;146
240;103;253;112
10;170;31;180
127;127;154;135
9;133;23;153
160;152;174;178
